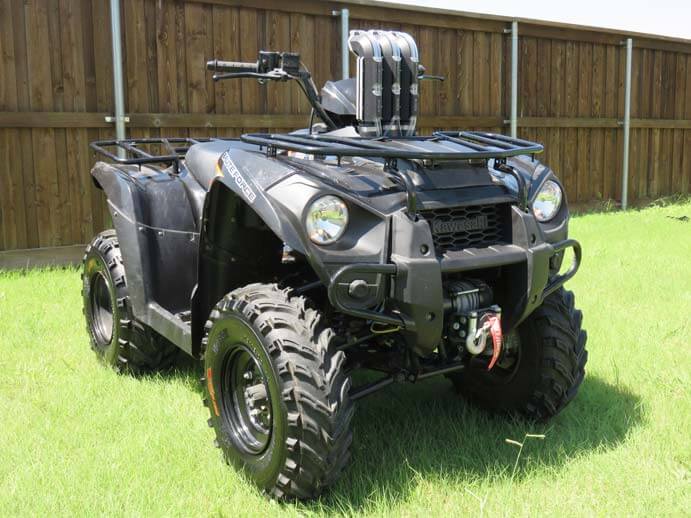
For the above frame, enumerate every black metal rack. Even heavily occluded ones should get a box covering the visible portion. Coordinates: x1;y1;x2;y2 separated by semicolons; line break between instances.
90;137;215;172
241;131;543;161
90;131;539;216
240;131;540;215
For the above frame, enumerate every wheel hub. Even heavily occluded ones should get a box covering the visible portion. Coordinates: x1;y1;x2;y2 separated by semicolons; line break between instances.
221;344;273;455
243;379;270;434
89;271;114;347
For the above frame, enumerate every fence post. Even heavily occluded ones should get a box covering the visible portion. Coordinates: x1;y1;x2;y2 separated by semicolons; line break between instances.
510;20;518;138
621;38;633;210
108;0;127;158
332;8;350;80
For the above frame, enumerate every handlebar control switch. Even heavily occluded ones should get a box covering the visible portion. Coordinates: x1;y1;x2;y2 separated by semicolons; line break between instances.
258;51;301;75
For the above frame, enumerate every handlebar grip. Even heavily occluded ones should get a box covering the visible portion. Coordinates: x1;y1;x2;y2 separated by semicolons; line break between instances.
206;59;259;73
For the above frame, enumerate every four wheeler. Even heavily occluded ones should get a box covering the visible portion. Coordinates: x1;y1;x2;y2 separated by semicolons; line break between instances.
82;30;587;500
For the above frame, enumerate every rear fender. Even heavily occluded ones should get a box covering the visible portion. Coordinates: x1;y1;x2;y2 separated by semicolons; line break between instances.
91;162;199;352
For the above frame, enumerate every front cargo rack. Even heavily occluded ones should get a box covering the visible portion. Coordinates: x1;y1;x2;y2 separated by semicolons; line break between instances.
241;131;541;215
241;131;543;161
90;131;541;216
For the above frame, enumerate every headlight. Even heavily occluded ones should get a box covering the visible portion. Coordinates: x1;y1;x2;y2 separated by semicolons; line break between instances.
533;180;563;222
306;195;349;245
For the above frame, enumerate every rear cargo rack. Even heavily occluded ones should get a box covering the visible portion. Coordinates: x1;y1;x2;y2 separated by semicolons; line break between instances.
90;137;215;172
241;131;543;161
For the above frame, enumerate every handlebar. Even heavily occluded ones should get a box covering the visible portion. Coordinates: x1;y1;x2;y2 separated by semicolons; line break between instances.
206;59;258;74
206;51;338;130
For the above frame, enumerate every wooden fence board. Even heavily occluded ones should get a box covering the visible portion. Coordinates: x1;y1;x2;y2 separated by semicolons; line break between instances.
1;0;690;251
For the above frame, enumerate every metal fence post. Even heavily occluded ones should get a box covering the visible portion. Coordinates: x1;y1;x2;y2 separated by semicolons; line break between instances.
510;20;518;138
332;8;350;80
109;0;127;158
621;38;633;210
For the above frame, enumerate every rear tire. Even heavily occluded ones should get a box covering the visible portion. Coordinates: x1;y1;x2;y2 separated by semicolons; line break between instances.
201;283;354;500
82;230;180;373
450;288;587;420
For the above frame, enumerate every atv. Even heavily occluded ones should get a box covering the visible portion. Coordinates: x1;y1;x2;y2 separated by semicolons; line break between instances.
83;30;587;500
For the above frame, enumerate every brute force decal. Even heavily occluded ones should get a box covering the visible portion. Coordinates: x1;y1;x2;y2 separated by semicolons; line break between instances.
219;151;257;204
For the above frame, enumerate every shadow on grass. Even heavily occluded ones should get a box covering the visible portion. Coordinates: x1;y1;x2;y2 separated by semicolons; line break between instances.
151;364;643;511
315;374;643;511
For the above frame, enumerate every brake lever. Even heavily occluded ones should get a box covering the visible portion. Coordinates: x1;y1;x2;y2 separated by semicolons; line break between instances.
418;74;445;81
212;70;289;82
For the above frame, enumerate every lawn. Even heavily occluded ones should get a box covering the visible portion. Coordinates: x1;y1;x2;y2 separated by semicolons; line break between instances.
1;201;689;517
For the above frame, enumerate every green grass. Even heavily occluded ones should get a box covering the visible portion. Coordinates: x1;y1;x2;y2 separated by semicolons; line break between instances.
1;201;690;517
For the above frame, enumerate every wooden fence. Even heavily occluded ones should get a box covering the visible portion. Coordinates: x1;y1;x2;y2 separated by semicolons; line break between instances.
0;0;690;252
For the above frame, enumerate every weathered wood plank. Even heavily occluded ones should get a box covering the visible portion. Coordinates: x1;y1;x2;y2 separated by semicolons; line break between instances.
419;27;438;118
156;0;180;113
488;31;502;118
550;40;565;117
682;54;691;194
438;29;456;116
185;2;215;114
563;41;578;117
124;0;150;112
25;1;62;246
239;8;262;121
290;13;315;114
212;4;242;115
591;43;605;117
535;39;550;117
59;0;90;244
562;128;577;202
265;9;291;133
576;128;590;203
92;0;114;114
603;43;620;200
0;3;28;250
11;1;38;249
473;31;490;116
520;37;538;117
458;30;474;116
144;0;160;112
0;1;18;112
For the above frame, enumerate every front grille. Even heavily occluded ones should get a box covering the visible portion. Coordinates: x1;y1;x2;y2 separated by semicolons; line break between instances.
420;203;512;254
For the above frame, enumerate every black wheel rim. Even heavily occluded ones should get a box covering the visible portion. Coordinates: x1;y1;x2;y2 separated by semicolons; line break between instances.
89;271;114;347
220;343;273;455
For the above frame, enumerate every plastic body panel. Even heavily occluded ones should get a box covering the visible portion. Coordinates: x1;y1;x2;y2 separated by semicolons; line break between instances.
91;136;574;359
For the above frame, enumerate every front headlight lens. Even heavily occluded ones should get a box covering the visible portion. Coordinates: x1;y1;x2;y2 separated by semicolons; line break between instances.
533;180;563;222
306;195;349;245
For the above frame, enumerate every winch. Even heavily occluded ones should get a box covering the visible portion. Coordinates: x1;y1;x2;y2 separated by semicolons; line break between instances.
445;280;503;369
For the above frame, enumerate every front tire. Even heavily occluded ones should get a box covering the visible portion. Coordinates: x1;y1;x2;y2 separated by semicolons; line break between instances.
82;230;179;373
450;288;588;420
201;283;353;500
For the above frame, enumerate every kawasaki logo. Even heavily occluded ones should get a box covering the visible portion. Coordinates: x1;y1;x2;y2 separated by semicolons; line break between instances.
432;215;489;234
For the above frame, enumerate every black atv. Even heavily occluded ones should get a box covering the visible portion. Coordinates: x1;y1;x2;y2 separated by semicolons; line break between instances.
83;30;587;500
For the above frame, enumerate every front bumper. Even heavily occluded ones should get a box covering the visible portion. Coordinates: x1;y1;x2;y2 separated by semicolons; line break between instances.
327;216;581;356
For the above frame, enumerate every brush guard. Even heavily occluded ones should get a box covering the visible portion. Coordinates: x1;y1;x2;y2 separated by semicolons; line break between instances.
328;238;581;333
